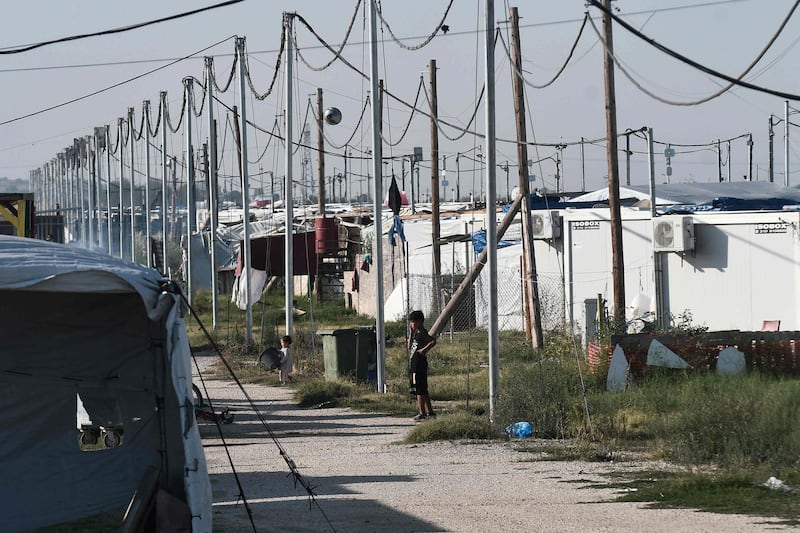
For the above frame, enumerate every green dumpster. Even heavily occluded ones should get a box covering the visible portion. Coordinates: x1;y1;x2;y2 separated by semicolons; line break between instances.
317;327;377;382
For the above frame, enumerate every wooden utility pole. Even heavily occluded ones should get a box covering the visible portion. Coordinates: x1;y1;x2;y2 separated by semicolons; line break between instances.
510;6;543;349
429;59;442;316
602;0;626;326
315;88;325;298
317;88;326;214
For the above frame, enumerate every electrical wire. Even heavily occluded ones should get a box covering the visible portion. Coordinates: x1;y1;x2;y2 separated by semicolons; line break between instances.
0;0;244;55
310;94;370;150
379;76;424;147
375;0;454;51
293;0;363;72
166;86;188;133
498;13;588;90
0;36;235;128
209;54;239;93
587;0;800;102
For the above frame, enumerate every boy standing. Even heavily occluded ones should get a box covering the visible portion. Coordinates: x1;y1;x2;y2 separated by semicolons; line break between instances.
279;335;293;384
408;310;436;421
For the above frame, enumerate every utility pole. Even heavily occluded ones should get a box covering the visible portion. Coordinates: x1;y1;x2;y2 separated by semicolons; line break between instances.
144;101;152;268
128;107;136;262
315;87;325;298
160;91;169;271
580;137;586;191
236;35;254;342
484;0;500;422
717;139;723;182
206;58;220;329
747;133;754;181
369;0;387;393
768;116;775;183
282;23;294;341
785;100;791;186
317;88;326;214
602;0;626;326
183;78;195;304
429;59;442;317
117;118;125;259
727;140;732;182
105;125;112;255
625;131;632;186
510;6;543;349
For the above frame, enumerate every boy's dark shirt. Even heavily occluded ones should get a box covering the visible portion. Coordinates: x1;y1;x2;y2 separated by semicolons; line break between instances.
409;327;433;374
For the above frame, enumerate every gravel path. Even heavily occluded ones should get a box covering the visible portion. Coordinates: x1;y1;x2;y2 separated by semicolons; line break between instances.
193;357;794;532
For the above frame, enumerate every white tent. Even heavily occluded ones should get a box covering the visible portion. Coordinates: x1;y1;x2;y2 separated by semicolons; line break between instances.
0;236;211;531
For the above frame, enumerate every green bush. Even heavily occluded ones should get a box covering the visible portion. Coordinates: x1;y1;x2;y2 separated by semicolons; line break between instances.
404;412;498;443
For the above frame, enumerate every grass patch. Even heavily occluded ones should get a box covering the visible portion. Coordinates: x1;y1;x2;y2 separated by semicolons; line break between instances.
404;412;498;444
602;470;800;525
294;380;355;408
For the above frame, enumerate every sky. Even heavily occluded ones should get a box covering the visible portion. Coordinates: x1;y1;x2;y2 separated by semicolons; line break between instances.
2;0;800;201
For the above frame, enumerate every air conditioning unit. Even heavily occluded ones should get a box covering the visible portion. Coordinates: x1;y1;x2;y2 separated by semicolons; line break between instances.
653;216;694;252
530;212;561;240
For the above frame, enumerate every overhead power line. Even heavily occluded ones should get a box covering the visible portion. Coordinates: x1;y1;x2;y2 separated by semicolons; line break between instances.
0;37;235;127
587;0;800;102
0;0;245;55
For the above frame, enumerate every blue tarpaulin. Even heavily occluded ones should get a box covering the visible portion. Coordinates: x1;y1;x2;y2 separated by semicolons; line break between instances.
471;229;519;256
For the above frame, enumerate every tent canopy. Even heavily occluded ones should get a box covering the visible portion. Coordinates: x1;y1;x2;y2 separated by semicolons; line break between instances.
0;236;210;532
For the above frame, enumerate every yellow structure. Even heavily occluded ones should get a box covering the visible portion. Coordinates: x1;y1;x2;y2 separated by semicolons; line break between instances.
0;194;35;237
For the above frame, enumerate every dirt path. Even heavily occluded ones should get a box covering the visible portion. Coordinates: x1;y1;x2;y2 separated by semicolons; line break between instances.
194;360;793;532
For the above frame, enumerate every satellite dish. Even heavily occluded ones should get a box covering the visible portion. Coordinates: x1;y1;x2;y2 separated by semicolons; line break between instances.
324;107;342;125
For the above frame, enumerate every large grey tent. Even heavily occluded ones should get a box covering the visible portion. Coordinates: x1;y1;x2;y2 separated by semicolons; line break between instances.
0;235;211;531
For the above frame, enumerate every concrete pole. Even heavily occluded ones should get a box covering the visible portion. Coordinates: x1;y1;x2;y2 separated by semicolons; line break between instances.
237;37;254;342
785;100;790;186
161;91;169;274
144;100;152;268
484;0;500;421
128;107;136;261
580;137;586;192
105;125;112;254
369;0;387;393
429;59;442;317
646;128;663;328
184;78;195;304
206;58;220;329
118;118;125;258
283;23;295;339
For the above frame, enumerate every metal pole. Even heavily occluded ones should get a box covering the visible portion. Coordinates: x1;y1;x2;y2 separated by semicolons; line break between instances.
647;127;664;329
317;88;326;214
206;58;220;329
237;36;254;342
105;126;112;254
144;100;152;268
128;107;136;261
580;137;586;191
484;0;499;421
118;118;125;258
625;132;631;186
184;78;195;304
161;91;169;274
456;154;461;201
748;133;754;181
369;0;386;393
87;136;95;247
80;139;87;246
769;115;775;183
282;22;295;340
727;140;732;182
785;100;790;187
717;139;723;182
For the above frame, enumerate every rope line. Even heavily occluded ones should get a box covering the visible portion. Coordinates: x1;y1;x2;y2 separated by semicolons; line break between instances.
210;54;239;93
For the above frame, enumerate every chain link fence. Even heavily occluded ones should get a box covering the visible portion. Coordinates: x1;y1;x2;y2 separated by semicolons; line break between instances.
403;267;565;334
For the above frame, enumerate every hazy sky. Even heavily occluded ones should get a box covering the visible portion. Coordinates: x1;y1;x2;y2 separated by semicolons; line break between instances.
1;0;799;199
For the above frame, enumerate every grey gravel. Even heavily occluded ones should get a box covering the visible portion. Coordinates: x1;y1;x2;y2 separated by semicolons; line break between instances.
194;367;795;532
